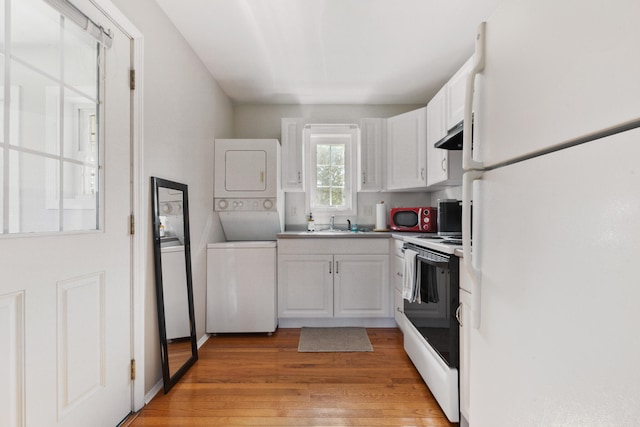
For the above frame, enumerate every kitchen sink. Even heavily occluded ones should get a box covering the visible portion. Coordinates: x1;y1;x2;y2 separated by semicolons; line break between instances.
299;229;353;235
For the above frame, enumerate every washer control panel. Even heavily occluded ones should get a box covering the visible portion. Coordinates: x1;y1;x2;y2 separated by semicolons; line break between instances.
214;198;277;212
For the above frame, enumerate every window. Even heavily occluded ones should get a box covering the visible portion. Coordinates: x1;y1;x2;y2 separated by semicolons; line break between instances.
1;0;110;234
304;125;358;216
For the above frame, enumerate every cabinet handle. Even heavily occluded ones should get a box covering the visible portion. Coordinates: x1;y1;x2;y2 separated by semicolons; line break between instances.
396;272;403;277
335;261;339;274
396;307;403;314
441;158;447;172
329;261;332;274
362;171;366;184
420;167;425;180
456;303;463;327
297;171;302;183
260;171;265;183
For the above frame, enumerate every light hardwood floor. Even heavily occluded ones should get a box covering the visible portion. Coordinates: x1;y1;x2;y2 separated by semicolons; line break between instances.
128;328;456;426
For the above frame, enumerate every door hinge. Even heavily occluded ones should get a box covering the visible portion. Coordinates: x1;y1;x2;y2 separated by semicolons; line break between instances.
130;359;136;381
129;69;136;90
129;214;135;235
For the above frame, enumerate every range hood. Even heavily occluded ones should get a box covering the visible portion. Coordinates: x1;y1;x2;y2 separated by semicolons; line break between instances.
434;121;463;150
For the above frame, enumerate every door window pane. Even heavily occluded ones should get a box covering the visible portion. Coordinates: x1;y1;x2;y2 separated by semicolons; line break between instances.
63;88;98;162
2;0;103;235
64;21;98;92
12;60;59;154
10;151;59;233
11;0;60;75
63;162;97;231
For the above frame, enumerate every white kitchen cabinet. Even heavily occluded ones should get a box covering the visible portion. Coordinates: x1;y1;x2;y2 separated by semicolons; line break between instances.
334;254;389;317
277;238;390;320
358;118;385;192
280;118;305;191
278;254;333;317
386;107;428;190
445;56;473;131
459;263;472;425
426;87;463;188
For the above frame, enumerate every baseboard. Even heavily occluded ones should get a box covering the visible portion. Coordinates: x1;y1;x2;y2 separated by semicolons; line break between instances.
278;317;396;328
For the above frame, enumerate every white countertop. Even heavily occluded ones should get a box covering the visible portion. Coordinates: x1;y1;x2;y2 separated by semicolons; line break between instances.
277;230;464;256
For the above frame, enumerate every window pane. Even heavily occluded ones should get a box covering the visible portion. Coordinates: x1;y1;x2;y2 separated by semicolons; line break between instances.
331;145;345;166
315;188;330;206
12;60;60;154
64;19;98;94
316;165;330;186
330;165;344;186
11;0;60;75
9;150;59;233
317;144;330;165
63;162;97;231
331;188;344;206
63;89;98;162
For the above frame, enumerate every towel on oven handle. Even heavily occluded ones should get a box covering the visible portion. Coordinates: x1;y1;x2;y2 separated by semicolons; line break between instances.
403;249;418;302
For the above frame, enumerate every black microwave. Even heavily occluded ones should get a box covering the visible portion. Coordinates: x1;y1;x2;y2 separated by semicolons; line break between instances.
437;199;462;237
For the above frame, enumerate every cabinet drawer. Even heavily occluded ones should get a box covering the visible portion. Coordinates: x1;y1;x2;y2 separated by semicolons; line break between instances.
393;238;404;258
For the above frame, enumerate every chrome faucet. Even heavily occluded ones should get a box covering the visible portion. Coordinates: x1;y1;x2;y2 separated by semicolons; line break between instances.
329;215;335;230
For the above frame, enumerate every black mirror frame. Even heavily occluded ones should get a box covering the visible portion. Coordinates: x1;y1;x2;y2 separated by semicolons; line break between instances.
151;177;198;393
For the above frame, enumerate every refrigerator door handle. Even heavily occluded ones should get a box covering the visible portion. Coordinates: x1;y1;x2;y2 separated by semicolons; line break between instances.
463;170;483;329
463;21;486;171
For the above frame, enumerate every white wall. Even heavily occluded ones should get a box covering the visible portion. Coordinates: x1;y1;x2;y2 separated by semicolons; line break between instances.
111;0;233;395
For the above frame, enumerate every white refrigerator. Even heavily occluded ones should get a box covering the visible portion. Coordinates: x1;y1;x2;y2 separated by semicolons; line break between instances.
461;0;640;425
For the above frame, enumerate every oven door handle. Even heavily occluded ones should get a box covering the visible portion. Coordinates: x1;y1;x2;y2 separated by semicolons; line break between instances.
415;255;449;268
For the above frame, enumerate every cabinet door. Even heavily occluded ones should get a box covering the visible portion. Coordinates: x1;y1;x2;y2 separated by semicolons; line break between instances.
427;88;449;186
358;118;385;192
445;56;473;130
281;118;304;191
386;108;427;190
334;254;389;317
459;288;472;423
278;254;333;317
427;87;464;188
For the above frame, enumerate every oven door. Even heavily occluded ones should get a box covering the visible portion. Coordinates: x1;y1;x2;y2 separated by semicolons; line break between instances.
403;250;459;368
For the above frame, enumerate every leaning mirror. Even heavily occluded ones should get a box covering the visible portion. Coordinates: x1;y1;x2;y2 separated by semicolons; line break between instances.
151;177;198;393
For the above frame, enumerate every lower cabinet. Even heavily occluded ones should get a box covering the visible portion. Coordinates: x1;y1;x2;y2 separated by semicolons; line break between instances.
277;238;390;319
277;254;334;317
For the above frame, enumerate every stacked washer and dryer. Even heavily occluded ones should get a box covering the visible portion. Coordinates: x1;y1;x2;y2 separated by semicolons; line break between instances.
206;139;283;334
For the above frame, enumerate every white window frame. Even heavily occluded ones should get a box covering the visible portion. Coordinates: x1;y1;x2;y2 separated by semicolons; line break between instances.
303;124;359;218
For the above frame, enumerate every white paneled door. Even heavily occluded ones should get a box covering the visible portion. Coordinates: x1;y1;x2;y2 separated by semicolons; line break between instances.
0;0;133;426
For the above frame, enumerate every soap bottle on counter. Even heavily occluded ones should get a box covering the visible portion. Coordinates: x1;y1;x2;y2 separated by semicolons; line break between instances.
307;213;315;231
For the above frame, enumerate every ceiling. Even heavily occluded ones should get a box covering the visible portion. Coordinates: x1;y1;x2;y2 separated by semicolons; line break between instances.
155;0;503;105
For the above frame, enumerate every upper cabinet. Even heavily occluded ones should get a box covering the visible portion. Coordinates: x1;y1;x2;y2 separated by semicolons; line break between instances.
358;118;385;192
386;107;428;191
445;56;474;131
427;87;463;188
280;118;305;192
426;56;472;188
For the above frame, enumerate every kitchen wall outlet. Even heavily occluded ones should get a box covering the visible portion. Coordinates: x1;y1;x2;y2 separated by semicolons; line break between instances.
290;207;297;217
364;205;373;216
